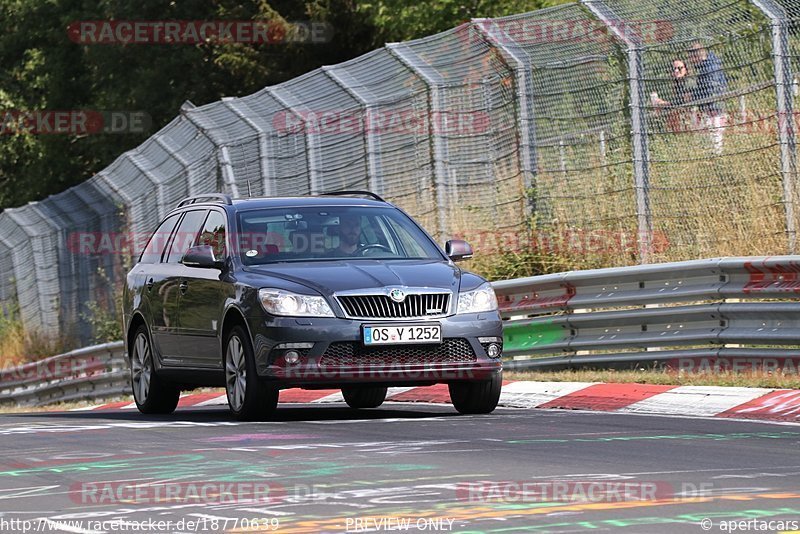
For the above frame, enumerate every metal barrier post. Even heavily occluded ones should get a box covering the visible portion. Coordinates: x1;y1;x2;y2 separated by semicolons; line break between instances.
750;0;798;253
323;67;384;196
472;19;538;220
582;0;653;263
386;43;450;241
224;99;275;197
268;87;322;195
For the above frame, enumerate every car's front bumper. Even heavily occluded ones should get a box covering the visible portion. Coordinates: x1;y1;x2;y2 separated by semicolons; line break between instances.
246;312;503;388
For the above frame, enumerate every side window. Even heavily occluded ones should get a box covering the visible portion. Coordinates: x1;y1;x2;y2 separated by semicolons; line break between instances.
139;214;180;264
195;211;227;259
166;210;208;263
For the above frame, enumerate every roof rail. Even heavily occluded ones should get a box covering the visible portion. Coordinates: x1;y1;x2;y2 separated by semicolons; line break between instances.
176;194;233;208
320;190;386;202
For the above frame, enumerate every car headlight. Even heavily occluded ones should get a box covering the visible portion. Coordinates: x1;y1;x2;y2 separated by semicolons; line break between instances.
258;288;335;317
457;283;498;314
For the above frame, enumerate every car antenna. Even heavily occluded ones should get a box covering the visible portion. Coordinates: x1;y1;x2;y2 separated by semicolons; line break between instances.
246;178;252;197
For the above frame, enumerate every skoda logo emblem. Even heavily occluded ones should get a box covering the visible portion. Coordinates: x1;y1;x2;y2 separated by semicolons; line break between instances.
389;289;406;303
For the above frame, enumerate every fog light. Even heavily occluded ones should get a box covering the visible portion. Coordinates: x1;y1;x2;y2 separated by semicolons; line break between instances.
284;350;301;365
487;343;501;358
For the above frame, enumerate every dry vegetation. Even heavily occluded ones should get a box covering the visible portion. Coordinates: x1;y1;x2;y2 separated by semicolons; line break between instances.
0;305;70;369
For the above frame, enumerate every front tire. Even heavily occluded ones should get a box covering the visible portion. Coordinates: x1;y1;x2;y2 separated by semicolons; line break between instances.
449;372;502;414
130;325;180;414
224;325;278;421
342;386;388;409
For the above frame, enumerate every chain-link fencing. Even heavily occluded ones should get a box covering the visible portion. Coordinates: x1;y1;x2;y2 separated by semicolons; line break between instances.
2;0;800;344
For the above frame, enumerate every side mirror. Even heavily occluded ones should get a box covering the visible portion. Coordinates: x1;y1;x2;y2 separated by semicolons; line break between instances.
182;245;224;269
445;239;473;262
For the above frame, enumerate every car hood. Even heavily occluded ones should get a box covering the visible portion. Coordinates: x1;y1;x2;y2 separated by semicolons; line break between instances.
243;259;461;296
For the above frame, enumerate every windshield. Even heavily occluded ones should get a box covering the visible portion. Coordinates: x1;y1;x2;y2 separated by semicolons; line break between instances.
236;206;444;264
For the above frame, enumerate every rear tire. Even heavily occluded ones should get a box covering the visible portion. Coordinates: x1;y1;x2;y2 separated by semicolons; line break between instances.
342;386;388;409
224;325;278;421
449;372;502;414
130;325;180;415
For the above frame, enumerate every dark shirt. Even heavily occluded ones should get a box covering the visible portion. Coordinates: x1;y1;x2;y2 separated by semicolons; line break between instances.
672;78;693;106
692;51;728;115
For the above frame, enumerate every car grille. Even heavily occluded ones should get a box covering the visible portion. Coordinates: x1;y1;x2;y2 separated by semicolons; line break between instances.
319;338;476;367
337;293;451;319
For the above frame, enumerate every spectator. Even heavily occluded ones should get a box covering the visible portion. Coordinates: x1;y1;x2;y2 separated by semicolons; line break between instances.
688;41;728;153
652;58;696;132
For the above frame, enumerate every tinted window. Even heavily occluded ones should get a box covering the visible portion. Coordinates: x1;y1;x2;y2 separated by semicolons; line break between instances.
237;206;442;264
139;214;180;264
166;210;208;264
195;211;227;259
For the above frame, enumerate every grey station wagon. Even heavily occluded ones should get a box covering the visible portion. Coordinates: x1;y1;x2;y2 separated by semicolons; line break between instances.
122;192;503;419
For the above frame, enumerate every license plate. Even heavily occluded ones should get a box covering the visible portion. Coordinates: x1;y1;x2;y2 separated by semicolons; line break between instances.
363;324;441;345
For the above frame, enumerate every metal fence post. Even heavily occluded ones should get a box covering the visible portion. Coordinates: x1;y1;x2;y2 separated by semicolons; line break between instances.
582;0;653;264
750;0;797;253
180;103;244;198
224;99;275;197
126;151;170;219
216;146;240;198
323;66;384;196
386;43;449;241
267;87;322;195
472;19;538;220
154;134;198;196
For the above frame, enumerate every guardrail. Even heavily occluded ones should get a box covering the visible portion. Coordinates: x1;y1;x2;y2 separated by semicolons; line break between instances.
3;256;799;406
0;342;128;406
495;256;800;371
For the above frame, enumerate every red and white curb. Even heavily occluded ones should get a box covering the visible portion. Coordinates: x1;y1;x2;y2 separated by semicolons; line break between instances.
80;381;800;423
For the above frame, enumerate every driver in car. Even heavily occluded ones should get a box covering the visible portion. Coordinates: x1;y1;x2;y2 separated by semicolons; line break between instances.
328;214;363;256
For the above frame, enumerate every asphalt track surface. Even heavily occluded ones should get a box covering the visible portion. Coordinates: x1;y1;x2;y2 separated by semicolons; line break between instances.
0;402;799;534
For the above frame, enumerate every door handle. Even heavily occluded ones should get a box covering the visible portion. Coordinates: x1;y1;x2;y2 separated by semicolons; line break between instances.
146;278;154;291
179;281;189;293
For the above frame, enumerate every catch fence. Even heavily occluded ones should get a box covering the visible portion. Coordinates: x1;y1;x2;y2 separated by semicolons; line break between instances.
1;0;799;343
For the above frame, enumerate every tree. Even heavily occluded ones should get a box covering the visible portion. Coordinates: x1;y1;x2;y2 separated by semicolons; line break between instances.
0;0;376;209
357;0;569;44
0;0;565;209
